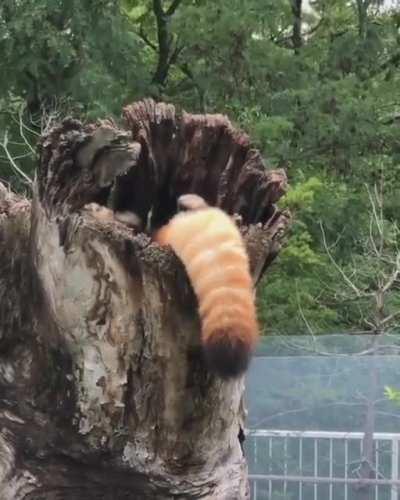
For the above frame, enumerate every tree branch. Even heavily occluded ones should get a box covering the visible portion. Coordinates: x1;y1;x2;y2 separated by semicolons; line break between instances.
166;0;182;16
138;24;158;52
320;221;366;298
0;131;33;185
168;40;184;67
382;253;400;293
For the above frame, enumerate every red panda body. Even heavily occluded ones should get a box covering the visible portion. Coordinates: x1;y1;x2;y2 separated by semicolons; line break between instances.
155;200;258;378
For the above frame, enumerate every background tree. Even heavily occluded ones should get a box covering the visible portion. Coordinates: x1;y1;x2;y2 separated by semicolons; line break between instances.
305;182;400;500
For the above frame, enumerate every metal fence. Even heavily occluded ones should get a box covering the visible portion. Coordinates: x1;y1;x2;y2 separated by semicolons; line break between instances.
247;430;400;500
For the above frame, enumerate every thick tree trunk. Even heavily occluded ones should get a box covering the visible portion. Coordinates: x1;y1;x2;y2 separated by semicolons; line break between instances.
151;0;182;87
291;0;303;53
0;100;289;499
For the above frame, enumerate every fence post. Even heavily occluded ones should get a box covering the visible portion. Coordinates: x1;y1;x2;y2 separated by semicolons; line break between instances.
391;438;399;500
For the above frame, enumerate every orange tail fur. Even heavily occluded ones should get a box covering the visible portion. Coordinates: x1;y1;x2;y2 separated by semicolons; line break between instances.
155;201;258;378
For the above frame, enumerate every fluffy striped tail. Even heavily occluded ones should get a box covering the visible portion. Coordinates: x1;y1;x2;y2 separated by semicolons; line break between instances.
155;194;259;378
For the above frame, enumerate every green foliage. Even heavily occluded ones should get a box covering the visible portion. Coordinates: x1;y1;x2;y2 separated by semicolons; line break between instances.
385;386;400;404
1;0;399;335
0;0;147;115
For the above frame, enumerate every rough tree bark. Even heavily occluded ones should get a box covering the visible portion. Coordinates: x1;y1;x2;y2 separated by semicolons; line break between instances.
0;99;289;499
291;0;303;53
151;0;182;87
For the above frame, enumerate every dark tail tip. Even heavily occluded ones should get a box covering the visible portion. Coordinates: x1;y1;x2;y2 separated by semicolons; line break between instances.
203;336;252;379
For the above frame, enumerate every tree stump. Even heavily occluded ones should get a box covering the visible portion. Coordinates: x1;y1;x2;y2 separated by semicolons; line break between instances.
0;100;289;499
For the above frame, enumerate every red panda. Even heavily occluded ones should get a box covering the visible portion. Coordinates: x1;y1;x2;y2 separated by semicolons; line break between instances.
155;194;259;378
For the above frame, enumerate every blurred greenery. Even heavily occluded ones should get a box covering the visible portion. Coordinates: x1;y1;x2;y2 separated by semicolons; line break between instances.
1;0;399;334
